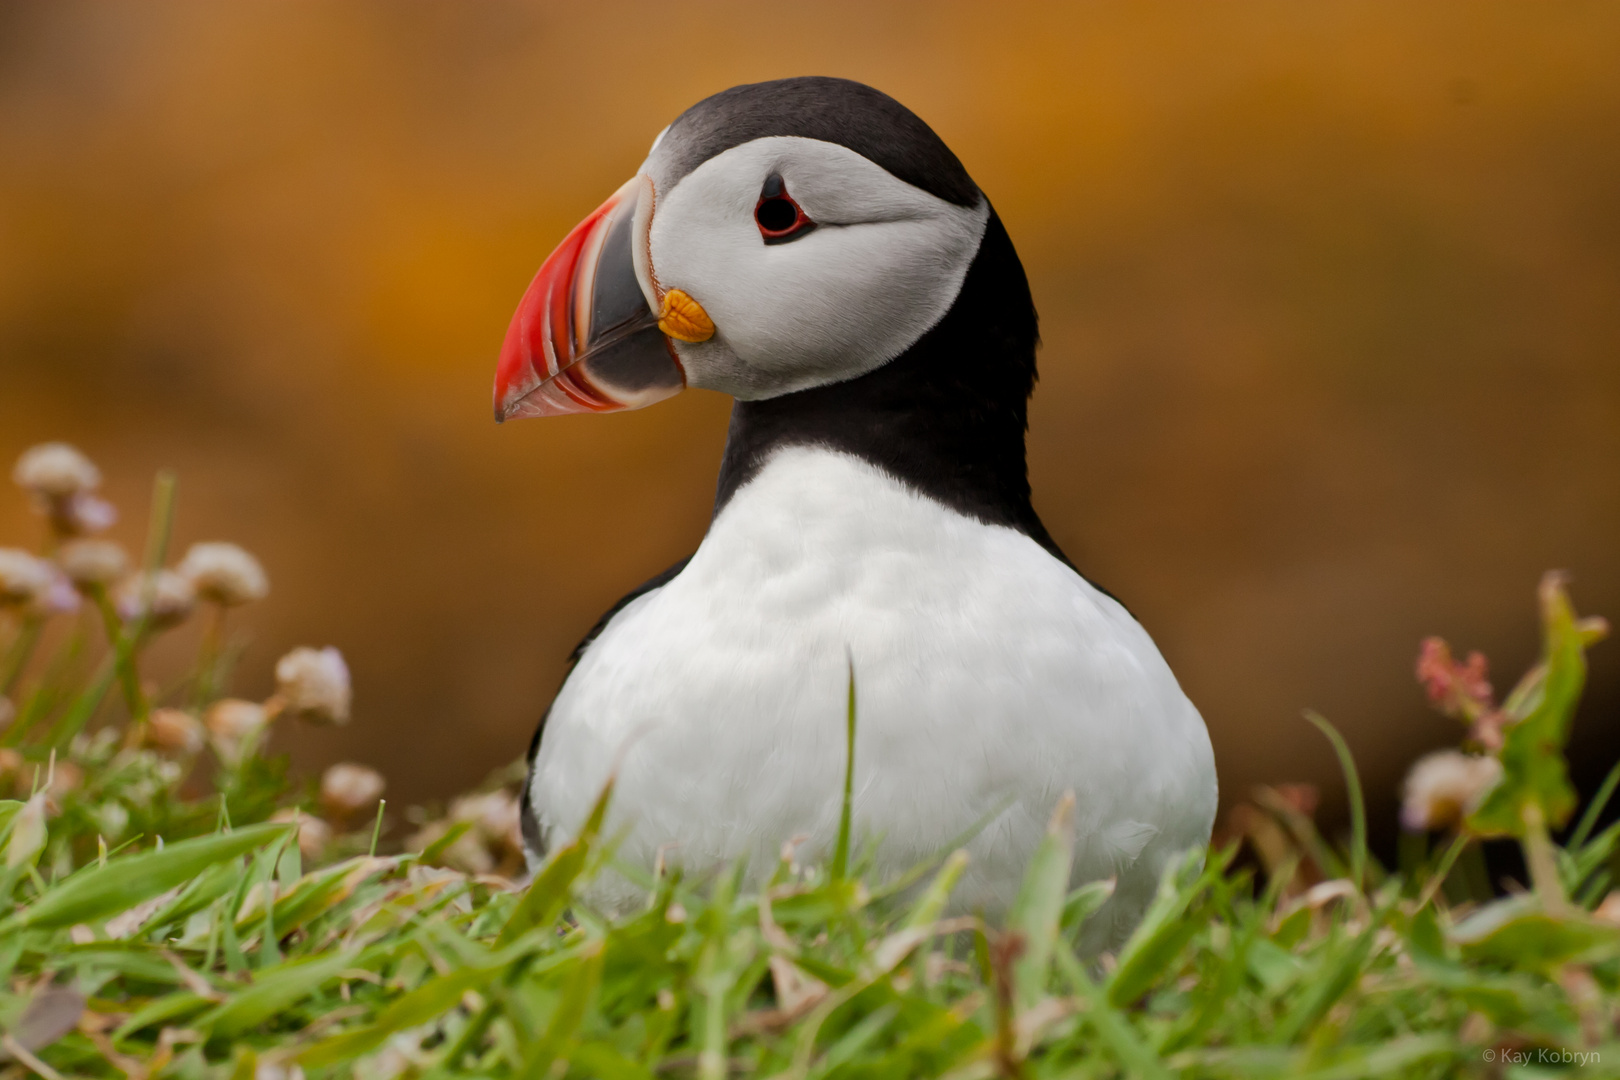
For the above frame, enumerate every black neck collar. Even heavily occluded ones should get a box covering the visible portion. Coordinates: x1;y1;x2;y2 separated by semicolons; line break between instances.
711;211;1074;569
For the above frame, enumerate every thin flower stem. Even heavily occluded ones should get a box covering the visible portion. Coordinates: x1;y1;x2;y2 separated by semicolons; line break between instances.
0;614;44;697
115;469;179;736
44;653;116;748
1522;802;1569;914
190;604;226;710
88;584;145;720
1416;833;1470;911
1305;711;1367;892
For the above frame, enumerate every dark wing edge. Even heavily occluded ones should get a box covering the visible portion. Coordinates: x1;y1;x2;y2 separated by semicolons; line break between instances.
519;554;695;861
564;555;695;667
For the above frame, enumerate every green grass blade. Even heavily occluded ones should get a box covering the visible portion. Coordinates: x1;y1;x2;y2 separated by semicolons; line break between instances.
901;848;969;932
300;965;492;1068
1305;710;1367;892
1055;946;1171;1080
1008;791;1075;1007
498;773;614;947
832;654;857;881
200;948;357;1037
1108;846;1227;1008
3;820;290;932
1570;758;1620;850
113;991;213;1040
523;939;605;1078
1271;910;1386;1043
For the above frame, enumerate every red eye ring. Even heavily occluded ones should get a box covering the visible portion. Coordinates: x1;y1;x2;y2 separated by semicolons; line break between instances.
755;173;816;245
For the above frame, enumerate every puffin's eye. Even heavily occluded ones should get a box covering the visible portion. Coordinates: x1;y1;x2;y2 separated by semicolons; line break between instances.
755;173;816;245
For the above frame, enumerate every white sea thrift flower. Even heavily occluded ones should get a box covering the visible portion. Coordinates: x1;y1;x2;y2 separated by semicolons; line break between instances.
56;538;130;588
115;569;196;628
147;708;205;754
0;548;55;606
274;646;351;725
205;698;269;764
177;542;268;606
271;809;332;860
320;762;386;818
452;789;523;852
408;819;495;875
409;789;525;875
205;698;268;741
1400;750;1503;831
13;442;100;498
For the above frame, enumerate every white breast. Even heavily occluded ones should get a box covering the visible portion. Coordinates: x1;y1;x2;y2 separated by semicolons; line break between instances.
530;446;1216;947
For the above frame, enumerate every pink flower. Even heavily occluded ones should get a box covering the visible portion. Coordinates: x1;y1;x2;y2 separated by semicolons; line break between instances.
1415;637;1494;720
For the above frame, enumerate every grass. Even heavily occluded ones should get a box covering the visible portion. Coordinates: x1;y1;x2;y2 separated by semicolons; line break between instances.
2;453;1619;1079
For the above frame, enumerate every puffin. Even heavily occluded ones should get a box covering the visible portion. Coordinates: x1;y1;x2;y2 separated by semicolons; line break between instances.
493;77;1216;947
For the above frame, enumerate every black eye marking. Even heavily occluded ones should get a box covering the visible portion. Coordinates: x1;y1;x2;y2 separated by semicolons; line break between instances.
755;173;816;245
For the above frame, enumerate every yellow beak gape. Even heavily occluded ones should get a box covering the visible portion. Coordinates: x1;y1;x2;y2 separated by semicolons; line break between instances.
657;289;716;343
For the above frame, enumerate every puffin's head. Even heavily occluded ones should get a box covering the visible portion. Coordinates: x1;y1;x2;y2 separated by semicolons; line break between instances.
494;77;992;420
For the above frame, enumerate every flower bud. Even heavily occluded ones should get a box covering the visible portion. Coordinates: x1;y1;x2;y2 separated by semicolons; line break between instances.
205;698;268;741
274;646;351;725
115;569;196;629
147;708;205;754
177;542;268;607
56;539;129;588
320;762;385;819
205;698;269;765
13;442;100;499
1400;750;1503;831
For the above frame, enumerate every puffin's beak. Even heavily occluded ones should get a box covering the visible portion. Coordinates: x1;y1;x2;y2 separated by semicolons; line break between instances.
494;176;687;421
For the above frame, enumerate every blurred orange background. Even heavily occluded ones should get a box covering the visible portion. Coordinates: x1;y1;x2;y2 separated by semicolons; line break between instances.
2;1;1617;845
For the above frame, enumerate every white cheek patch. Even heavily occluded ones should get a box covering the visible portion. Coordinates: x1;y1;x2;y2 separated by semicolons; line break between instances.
646;137;989;399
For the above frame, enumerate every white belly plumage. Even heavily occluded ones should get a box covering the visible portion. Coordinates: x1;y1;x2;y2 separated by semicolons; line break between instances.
529;446;1216;948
